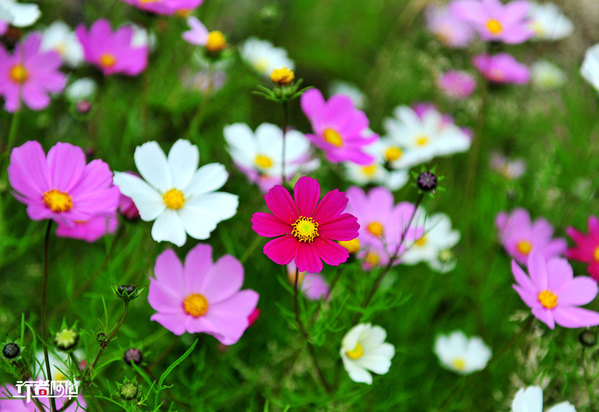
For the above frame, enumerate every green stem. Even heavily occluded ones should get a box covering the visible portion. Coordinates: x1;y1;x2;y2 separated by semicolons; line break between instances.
281;101;288;185
5;109;21;154
41;220;57;412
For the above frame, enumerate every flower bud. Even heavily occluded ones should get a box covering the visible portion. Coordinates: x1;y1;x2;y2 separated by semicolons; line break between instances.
76;101;91;114
2;342;20;360
123;348;143;366
579;330;597;347
54;328;79;351
416;171;437;192
119;381;139;401
115;284;139;302
97;332;107;348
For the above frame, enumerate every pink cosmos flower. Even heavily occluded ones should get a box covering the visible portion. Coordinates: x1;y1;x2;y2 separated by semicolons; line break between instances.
8;141;120;227
121;0;203;15
496;208;567;265
287;262;330;300
473;53;530;84
566;216;599;282
512;249;599;329
148;244;259;345
248;308;260;327
436;70;477;99
425;4;474;48
490;151;526;180
301;89;378;165
251;176;359;273
182;16;208;45
56;214;118;242
0;32;65;112
76;19;148;76
451;0;533;44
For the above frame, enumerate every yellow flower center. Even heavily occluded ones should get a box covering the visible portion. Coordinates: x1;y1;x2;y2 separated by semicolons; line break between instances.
361;164;377;177
175;8;192;17
9;64;28;84
270;67;294;85
531;21;545;36
415;135;429;146
346;342;363;360
338;238;360;254
385;146;403;162
99;53;116;68
43;189;73;213
323;128;343;147
367;222;384;237
452;357;466;371
54;371;67;381
365;251;380;266
254;154;274;169
486;19;503;35
415;235;427;247
206;31;226;52
594;246;599;262
253;58;270;74
538;290;558;309
183;293;209;317
291;216;319;243
163;188;185;210
516;240;533;255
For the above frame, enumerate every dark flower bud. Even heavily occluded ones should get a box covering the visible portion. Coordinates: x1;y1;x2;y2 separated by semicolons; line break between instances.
579;330;597;347
123;348;143;366
54;328;79;351
119;381;139;401
115;284;140;302
2;342;20;360
97;332;107;348
417;171;437;192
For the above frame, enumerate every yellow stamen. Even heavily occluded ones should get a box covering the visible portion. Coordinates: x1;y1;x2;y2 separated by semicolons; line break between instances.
361;164;377;177
338;238;360;254
346;342;363;360
43;189;73;213
451;357;466;371
594;246;599;262
365;251;380;266
270;67;294;85
206;31;226;52
98;53;116;69
367;222;384;237
163;188;185;210
254;154;274;169
486;19;503;35
531;21;545;36
384;146;403;162
291;216;319;243
323;128;343;147
516;240;532;255
253;58;270;74
183;293;209;317
415;236;427;247
538;290;558;309
415;135;429;146
9;64;28;84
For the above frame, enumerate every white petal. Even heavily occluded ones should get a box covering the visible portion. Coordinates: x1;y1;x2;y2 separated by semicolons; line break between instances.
184;163;228;197
113;172;165;221
178;193;238;239
511;386;543;412
168;139;199;189
8;3;40;27
355;354;392;375
284;130;310;161
224;123;256;156
134;141;171;193
151;209;187;246
546;402;576;412
341;356;373;384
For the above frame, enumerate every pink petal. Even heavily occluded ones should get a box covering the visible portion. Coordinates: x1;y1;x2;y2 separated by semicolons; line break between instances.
199;290;259;345
295;242;323;273
527;249;547;290
513;284;539;309
199;255;243;303
8;140;50;198
251;212;291;237
148;278;183;313
313;189;348;224
153;249;186;298
184;243;213;291
546;258;574;291
511;260;536;292
300;89;325;122
589;216;599;237
313;237;349;267
557;277;598;306
263;235;298;265
553;307;599;328
318;213;359;241
293;176;320;217
21;83;50;110
69;159;113;196
47;143;86;192
531;306;555;329
150;312;187;335
264;185;298;224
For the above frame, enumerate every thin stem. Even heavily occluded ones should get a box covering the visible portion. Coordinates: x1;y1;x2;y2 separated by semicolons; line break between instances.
293;268;332;393
240;235;262;264
188;65;214;141
41;220;57;412
281;101;289;185
89;301;129;375
5;109;20;154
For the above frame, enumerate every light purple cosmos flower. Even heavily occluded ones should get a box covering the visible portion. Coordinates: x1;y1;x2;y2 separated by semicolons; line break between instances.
512;249;599;329
182;16;208;45
496;208;567;264
121;0;203;15
436;70;477;99
473;53;530;84
451;0;533;44
425;4;474;48
76;19;148;76
287;262;330;301
148;244;259;345
0;32;65;112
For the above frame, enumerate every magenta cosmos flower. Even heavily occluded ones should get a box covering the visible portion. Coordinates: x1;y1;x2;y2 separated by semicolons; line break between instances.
425;4;474;48
301;89;378;165
251;176;359;273
148;244;259;345
8;141;120;228
512;249;599;329
496;208;566;265
451;0;533;44
121;0;203;15
76;19;148;76
473;53;530;84
436;70;476;99
566;216;599;282
0;32;65;112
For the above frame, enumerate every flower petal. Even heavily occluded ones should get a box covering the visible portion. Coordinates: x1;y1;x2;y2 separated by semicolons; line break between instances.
47;142;86;192
293;176;320;217
199;255;244;303
264;185;298;224
153;248;186;298
134;141;171;192
318;213;359;241
184;243;213;291
313;189;349;224
313;237;349;266
183;163;228;197
527;249;548;290
8;140;50;198
251;212;291;237
263;235;298;265
151;209;187;246
553;306;599;328
295;242;323;273
557;277;598;307
113;172;165;221
168;139;199;189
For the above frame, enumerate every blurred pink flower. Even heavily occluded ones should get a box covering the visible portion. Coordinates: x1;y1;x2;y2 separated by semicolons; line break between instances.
425;4;474;48
489;151;526;179
473;53;530;84
121;0;203;15
512;249;599;329
56;214;118;242
76;19;148;76
496;208;567;264
0;32;65;112
451;0;533;44
287;262;330;300
148;244;259;345
182;16;208;45
566;216;599;282
251;176;359;273
436;70;476;99
8;141;120;227
248;308;260;327
301;89;378;165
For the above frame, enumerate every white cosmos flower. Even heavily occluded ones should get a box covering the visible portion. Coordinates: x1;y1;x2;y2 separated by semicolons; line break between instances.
65;77;97;102
530;60;566;90
35;350;85;380
370;136;430;170
41;21;83;67
384;106;471;164
240;37;294;77
434;331;491;375
113;139;238;247
340;323;395;385
511;385;576;412
0;0;40;27
582;43;599;93
130;23;157;50
527;1;573;41
328;80;367;110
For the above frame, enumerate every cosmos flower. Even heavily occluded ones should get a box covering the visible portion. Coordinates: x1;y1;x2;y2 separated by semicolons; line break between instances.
181;17;226;53
0;0;40;28
113;139;238;247
0;32;66;112
511;385;576;412
473;53;530;84
75;19;148;76
251;176;359;273
340;324;395;384
64;77;96;103
581;43;599;93
436;70;476;99
148;244;259;345
566;216;599;282
56;214;118;242
8;141;119;228
489;151;526;179
496;208;566;264
450;0;533;44
527;1;573;41
41;21;83;67
434;331;491;374
512;249;599;329
425;4;474;48
240;37;294;78
301;89;378;165
530;60;567;90
287;262;330;301
120;0;203;15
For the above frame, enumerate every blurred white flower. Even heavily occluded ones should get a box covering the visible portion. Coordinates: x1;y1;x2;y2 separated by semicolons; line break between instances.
528;1;573;41
328;80;367;109
490;151;526;180
240;37;294;77
65;77;97;102
130;23;157;50
582;43;599;93
35;350;85;380
0;0;40;28
434;331;491;374
41;21;83;67
531;60;567;90
340;323;395;384
511;385;576;412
